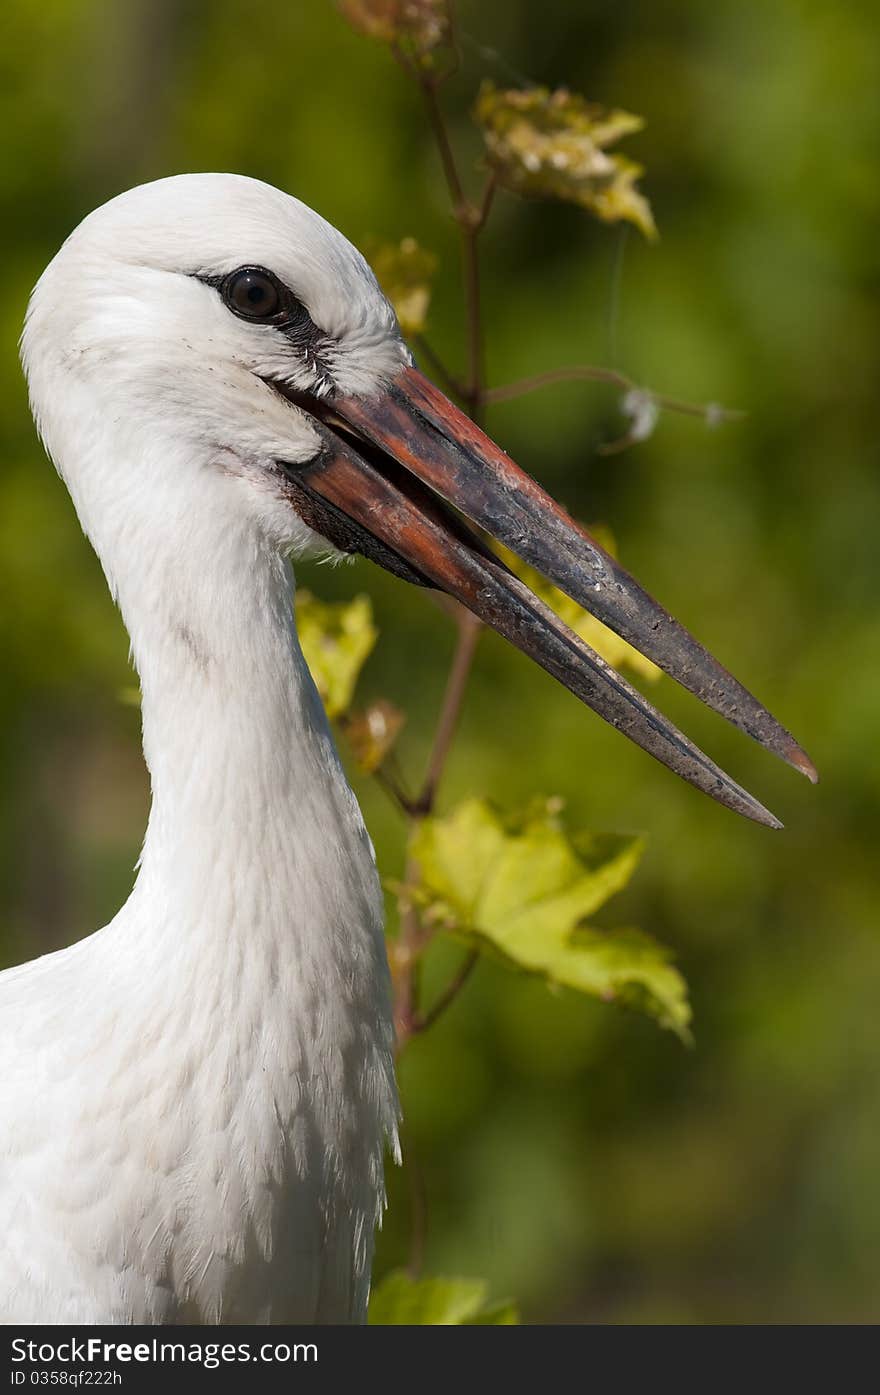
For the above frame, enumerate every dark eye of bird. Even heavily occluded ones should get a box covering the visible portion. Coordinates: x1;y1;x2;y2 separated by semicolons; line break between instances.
222;267;284;321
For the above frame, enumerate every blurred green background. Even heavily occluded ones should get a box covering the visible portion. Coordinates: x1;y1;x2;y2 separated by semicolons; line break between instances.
1;0;878;1323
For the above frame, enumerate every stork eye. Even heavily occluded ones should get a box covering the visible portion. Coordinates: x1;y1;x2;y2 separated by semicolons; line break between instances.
222;267;284;321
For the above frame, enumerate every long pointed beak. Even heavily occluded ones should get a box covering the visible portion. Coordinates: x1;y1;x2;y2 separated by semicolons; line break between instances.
273;365;816;828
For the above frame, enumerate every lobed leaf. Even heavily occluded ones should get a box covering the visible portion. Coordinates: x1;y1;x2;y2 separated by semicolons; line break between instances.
475;81;656;239
295;591;377;720
369;1270;519;1324
408;798;691;1038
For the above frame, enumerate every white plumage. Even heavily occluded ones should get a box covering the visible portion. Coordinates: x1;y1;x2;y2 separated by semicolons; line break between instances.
4;174;404;1324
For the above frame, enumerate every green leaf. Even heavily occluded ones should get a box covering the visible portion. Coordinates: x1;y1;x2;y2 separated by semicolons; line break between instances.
475;81;656;240
495;526;661;684
367;236;438;336
408;798;691;1039
369;1270;519;1325
295;591;377;719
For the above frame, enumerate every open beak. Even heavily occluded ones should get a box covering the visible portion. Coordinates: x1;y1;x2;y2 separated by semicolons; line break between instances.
272;364;816;828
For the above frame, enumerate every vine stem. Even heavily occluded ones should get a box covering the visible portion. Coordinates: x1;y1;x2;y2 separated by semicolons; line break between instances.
419;71;467;216
416;608;482;815
485;364;744;427
392;607;481;1047
459;174;496;420
417;73;496;420
390;54;492;1052
411;949;479;1035
485;364;628;402
414;334;467;399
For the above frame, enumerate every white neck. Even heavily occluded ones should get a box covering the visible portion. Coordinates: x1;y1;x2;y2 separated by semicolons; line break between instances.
13;421;398;1321
86;462;375;972
130;511;363;958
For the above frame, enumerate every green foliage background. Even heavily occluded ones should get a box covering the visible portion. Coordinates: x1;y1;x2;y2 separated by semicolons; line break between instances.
1;0;878;1322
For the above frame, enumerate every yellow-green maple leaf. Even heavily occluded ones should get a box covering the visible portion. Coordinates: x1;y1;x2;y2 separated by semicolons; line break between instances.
409;798;691;1039
295;591;377;719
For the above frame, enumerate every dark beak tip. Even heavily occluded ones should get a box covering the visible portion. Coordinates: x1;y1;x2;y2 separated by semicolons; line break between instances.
742;794;784;831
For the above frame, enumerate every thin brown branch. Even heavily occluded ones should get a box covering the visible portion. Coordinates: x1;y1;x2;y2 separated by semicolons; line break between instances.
416;608;482;814
418;71;467;215
390;35;493;1063
474;170;498;231
484;364;745;428
460;221;484;416
595;428;643;457
457;176;496;418
409;61;496;419
373;765;420;818
392;609;481;1052
411;949;479;1035
485;364;631;403
445;0;463;76
414;334;467;401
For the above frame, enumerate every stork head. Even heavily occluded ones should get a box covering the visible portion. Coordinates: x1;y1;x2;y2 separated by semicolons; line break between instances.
21;173;815;825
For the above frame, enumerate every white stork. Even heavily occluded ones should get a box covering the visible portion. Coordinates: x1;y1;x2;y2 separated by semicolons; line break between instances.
2;174;815;1324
